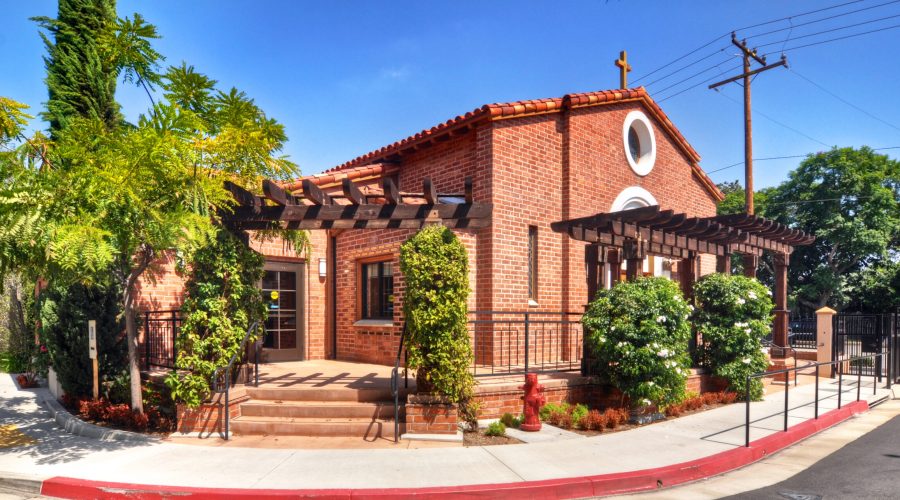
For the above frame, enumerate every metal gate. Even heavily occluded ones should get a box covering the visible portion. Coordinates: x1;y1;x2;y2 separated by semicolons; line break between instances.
833;313;897;381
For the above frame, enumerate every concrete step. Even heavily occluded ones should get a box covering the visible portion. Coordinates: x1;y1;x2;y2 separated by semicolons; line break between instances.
230;416;403;438
246;386;398;402
240;400;402;419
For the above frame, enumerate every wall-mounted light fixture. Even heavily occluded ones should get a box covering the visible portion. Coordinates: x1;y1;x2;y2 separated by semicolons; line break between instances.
318;258;327;278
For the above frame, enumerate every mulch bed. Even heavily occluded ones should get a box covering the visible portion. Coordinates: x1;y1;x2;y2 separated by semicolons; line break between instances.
463;429;523;446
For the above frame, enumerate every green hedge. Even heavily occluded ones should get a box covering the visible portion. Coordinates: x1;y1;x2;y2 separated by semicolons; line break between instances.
399;225;473;403
693;273;773;400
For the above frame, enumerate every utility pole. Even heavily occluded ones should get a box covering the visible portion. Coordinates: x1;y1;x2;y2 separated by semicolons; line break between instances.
709;33;787;215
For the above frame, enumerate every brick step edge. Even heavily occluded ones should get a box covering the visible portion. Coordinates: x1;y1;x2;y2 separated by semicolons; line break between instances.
38;400;869;499
240;401;402;418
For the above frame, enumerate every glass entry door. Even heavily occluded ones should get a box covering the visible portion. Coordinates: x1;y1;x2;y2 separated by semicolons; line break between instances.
261;261;304;361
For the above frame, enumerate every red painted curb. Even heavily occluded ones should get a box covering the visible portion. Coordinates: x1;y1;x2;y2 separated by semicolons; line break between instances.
40;400;869;500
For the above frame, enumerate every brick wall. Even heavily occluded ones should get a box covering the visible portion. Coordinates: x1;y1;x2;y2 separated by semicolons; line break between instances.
405;394;458;434
175;387;247;435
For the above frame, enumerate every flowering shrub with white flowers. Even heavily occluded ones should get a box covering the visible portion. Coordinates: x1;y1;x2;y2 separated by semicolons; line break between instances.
583;277;692;409
693;273;774;400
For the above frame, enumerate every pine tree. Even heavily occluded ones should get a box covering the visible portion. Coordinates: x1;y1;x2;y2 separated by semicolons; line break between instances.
34;0;121;137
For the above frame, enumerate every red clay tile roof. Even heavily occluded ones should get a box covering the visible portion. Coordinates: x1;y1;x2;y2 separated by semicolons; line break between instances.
292;87;723;200
282;163;399;192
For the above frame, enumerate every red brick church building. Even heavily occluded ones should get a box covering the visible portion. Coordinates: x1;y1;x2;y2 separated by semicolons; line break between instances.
136;86;724;368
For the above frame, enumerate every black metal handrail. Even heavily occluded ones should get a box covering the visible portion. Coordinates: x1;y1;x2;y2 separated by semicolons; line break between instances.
390;323;408;443
743;352;890;447
212;321;261;441
468;310;584;377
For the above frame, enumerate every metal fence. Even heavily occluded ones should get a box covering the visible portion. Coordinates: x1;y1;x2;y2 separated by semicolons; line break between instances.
788;315;817;349
468;311;584;377
833;313;897;379
142;310;181;369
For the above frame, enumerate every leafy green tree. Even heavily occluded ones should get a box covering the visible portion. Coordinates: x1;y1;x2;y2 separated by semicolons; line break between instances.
845;259;900;312
33;0;121;136
0;4;304;413
767;147;900;310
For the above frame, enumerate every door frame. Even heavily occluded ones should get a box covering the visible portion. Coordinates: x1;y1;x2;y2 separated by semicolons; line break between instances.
261;260;306;362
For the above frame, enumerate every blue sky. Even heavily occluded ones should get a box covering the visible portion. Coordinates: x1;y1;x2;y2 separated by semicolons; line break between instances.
2;0;899;188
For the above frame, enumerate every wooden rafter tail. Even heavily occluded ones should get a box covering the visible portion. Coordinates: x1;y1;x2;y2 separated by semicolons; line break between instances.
262;179;295;206
342;178;367;205
423;177;437;205
224;181;263;207
302;179;332;205
382;177;401;204
464;177;473;203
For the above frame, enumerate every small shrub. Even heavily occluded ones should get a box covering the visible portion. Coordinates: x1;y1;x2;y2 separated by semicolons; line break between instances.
665;403;684;418
604;408;629;429
79;398;107;421
500;412;521;428
569;403;589;424
702;392;720;406
556;412;574;430
684;396;703;411
540;402;569;421
547;410;563;426
579;410;607;431
485;421;506;437
720;392;738;404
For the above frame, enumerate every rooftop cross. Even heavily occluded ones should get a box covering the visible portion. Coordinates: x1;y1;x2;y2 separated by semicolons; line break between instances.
615;50;632;89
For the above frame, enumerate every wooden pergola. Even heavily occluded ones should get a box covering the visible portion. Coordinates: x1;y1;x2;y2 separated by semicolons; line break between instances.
220;176;492;231
550;205;815;356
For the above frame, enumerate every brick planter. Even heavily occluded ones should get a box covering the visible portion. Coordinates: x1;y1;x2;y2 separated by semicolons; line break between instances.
175;386;248;436
404;394;458;434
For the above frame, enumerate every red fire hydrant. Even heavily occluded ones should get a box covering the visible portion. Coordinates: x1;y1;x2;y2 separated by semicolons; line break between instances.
520;373;545;432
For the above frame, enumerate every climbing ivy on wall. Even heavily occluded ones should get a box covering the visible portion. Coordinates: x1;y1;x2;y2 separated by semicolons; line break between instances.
165;230;267;408
399;225;474;404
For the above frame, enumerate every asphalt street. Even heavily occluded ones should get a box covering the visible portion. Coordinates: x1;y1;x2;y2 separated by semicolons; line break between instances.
727;414;900;500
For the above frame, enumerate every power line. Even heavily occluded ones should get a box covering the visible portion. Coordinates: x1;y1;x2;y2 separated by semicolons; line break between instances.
633;0;870;86
653;62;743;102
764;21;900;56
715;90;831;147
641;45;732;88
754;11;900;50
734;0;866;32
789;69;900;133
707;147;900;175
650;57;741;95
743;0;900;41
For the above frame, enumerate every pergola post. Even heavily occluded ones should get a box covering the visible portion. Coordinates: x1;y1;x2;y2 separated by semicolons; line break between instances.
607;248;621;287
772;251;790;351
585;244;604;303
679;251;697;300
716;253;732;274
623;239;643;282
742;253;758;278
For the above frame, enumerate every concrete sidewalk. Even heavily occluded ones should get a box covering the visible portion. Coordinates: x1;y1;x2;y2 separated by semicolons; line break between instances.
0;372;893;496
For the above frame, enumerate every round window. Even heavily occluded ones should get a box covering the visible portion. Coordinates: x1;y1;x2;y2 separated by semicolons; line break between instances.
622;111;656;176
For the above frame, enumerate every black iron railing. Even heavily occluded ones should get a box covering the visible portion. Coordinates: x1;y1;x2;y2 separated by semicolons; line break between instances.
788;315;817;349
390;323;408;443
212;321;261;441
744;352;890;448
468;311;583;377
142;310;181;369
